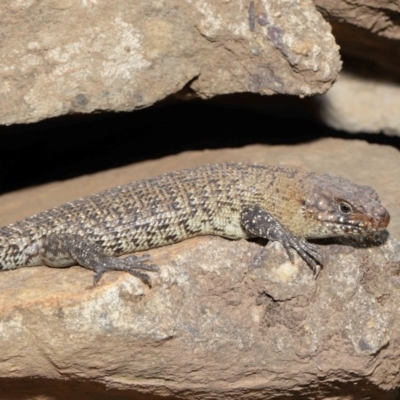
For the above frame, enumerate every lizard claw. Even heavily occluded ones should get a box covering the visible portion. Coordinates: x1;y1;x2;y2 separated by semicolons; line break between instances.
123;255;160;273
91;253;160;287
285;238;323;277
124;254;151;263
241;206;323;276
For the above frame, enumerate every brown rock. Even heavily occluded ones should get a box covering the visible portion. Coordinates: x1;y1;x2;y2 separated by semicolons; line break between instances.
0;140;399;398
317;71;400;135
316;1;400;40
313;1;400;135
0;1;340;125
0;234;399;399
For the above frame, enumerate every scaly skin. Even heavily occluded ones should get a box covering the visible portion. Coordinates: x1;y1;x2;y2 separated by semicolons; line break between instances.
0;163;390;286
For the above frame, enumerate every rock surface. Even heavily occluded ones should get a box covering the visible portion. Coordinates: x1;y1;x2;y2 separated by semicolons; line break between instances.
0;140;399;399
0;0;340;125
314;1;400;135
4;0;400;137
318;70;400;135
316;0;400;40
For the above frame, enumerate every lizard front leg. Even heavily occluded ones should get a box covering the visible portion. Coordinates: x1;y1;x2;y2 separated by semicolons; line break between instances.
241;205;322;276
40;234;160;286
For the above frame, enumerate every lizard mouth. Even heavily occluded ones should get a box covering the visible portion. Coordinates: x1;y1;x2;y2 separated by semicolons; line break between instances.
314;209;390;237
338;209;390;234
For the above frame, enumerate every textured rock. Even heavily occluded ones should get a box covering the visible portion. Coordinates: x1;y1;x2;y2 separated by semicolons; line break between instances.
318;71;400;135
316;0;400;40
0;0;340;125
0;232;399;399
0;140;399;399
313;1;400;135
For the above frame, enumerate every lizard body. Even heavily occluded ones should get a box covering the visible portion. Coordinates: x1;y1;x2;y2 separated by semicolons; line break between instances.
0;163;390;286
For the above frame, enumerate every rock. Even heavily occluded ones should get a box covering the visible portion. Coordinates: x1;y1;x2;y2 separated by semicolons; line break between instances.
314;1;400;135
316;0;400;40
317;71;400;135
0;233;398;398
0;141;399;398
0;0;340;125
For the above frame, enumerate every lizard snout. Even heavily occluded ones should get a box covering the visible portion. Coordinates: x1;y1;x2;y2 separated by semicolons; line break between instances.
371;208;390;230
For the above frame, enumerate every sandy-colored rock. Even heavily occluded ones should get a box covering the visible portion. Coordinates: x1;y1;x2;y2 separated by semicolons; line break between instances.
312;1;400;135
0;232;399;399
317;71;400;135
316;0;400;40
0;140;399;399
0;0;340;125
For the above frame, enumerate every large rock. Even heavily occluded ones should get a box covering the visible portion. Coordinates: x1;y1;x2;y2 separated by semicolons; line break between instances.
0;232;399;399
314;1;400;135
318;71;400;135
0;140;399;398
0;0;340;125
316;0;400;40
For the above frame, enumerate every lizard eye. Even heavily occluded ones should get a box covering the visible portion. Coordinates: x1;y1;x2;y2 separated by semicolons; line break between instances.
339;201;352;214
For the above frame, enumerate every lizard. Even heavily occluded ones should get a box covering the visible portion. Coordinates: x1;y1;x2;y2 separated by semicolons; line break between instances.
0;163;390;287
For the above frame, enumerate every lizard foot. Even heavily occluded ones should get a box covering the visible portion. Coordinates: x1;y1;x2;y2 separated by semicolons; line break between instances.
41;234;160;287
241;205;323;277
92;254;160;287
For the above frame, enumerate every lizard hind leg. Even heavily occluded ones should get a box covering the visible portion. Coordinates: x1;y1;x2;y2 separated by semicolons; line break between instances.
40;234;160;287
240;206;323;276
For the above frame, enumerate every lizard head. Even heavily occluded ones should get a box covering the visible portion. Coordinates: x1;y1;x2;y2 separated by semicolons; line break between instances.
302;173;390;238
